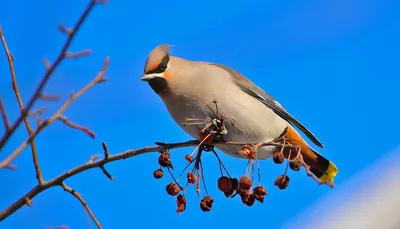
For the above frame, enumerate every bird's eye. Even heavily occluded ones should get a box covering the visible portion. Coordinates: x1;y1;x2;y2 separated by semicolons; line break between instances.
160;62;167;71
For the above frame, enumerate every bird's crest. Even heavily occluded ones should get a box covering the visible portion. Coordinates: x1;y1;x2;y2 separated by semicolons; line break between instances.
144;44;172;74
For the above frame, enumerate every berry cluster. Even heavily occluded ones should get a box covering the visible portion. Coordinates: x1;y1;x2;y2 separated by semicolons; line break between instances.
150;100;326;214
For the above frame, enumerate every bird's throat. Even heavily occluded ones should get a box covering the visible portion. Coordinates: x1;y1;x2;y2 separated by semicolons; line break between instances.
148;78;168;94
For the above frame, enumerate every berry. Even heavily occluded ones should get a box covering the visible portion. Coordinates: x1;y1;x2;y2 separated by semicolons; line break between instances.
230;178;239;190
217;176;232;192
185;154;194;163
289;158;302;171
158;152;172;168
237;186;251;198
187;172;196;184
200;196;214;212
176;194;187;214
274;175;290;190
273;152;285;164
239;176;252;190
166;183;180;196
224;189;234;197
153;169;163;179
253;186;267;203
245;194;256;207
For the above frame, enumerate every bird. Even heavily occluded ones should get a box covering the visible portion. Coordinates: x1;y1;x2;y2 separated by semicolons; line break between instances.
140;44;338;183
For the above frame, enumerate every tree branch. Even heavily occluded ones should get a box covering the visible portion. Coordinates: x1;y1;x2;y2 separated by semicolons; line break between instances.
0;95;11;131
0;140;285;222
0;0;105;152
61;183;101;229
0;25;43;184
0;57;109;169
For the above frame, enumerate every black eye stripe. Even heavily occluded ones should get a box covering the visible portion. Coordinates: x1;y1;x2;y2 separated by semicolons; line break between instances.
146;55;170;74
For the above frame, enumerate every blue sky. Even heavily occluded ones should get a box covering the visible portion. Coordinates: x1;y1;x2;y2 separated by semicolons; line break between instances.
1;0;399;228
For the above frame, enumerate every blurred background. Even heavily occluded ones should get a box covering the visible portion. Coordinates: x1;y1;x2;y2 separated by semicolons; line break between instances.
0;0;399;228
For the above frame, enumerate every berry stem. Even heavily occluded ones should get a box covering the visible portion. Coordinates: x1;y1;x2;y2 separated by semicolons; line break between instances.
211;149;232;178
176;157;197;183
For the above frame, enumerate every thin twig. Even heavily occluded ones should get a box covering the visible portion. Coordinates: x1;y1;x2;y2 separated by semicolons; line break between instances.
0;0;104;152
39;94;61;101
61;183;101;229
0;26;43;183
102;142;110;159
57;115;96;138
0;95;11;131
0;57;109;169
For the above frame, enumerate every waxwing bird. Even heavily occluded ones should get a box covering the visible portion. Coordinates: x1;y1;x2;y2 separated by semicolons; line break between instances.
140;44;338;183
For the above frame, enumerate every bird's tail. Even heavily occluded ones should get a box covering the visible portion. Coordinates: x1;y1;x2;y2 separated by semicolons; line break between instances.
284;126;338;183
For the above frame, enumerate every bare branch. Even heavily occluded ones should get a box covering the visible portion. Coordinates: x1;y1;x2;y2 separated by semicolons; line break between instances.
0;57;109;169
61;183;102;229
0;95;11;131
102;142;109;159
0;139;285;221
65;49;92;59
57;115;96;138
4;164;17;170
100;165;113;180
39;94;61;102
0;0;104;152
0;26;43;184
42;57;51;70
0;140;199;221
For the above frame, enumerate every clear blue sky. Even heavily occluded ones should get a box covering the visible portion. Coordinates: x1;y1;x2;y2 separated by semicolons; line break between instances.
1;0;399;228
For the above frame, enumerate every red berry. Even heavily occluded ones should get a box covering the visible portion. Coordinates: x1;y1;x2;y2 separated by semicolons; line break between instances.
217;176;232;193
158;152;172;168
239;176;252;190
187;172;196;184
253;186;267;203
200;196;214;212
166;183;180;196
274;175;290;190
289;158;302;171
273;152;285;164
176;194;187;214
153;169;163;179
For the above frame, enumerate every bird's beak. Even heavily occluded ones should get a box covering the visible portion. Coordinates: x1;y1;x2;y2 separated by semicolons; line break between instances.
140;73;164;82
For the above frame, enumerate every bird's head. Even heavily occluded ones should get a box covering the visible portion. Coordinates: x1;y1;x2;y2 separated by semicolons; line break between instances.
140;44;174;94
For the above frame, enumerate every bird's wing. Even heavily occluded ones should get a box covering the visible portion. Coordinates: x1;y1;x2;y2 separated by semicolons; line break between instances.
210;63;324;148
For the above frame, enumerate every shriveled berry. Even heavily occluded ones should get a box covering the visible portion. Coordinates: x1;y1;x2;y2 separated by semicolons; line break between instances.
289;158;302;171
241;193;249;204
237;186;251;198
176;194;187;214
166;183;180;196
224;189;234;197
230;178;239;190
245;194;256;206
187;172;196;184
153;169;163;179
185;154;194;163
274;175;290;190
200;196;214;212
217;176;232;192
239;176;252;190
200;129;213;145
253;186;267;203
158;152;172;168
241;145;256;159
273;152;285;164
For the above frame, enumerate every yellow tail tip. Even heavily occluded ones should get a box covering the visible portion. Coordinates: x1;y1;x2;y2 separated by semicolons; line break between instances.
319;162;339;183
